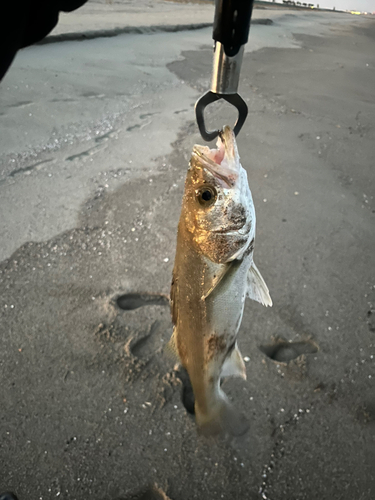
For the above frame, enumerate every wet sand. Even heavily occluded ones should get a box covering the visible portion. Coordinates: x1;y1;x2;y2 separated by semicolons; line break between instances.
0;6;374;500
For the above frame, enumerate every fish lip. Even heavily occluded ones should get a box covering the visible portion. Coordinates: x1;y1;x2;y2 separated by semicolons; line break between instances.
211;225;249;234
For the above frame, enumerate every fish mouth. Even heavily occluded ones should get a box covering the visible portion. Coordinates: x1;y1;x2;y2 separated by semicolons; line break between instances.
211;226;249;235
192;126;240;188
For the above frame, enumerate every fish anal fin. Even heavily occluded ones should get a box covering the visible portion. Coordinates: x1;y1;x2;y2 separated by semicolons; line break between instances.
247;262;272;307
221;344;247;380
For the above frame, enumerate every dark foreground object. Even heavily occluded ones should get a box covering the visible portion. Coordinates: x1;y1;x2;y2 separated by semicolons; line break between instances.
0;1;88;80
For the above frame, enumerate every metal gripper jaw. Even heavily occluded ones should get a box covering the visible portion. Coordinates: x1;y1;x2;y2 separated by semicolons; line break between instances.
195;0;255;142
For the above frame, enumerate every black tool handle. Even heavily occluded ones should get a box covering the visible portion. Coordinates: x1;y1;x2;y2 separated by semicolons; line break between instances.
213;0;255;57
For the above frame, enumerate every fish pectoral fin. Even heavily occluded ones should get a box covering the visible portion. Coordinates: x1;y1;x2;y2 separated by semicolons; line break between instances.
165;327;180;362
221;344;247;380
247;262;273;307
201;262;232;300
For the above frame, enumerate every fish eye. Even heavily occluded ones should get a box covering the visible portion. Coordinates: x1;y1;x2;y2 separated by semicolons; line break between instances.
196;186;217;207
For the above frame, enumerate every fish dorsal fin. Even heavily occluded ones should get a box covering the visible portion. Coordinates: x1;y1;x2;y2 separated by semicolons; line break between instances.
247;262;272;307
165;327;180;362
221;344;247;380
201;261;233;301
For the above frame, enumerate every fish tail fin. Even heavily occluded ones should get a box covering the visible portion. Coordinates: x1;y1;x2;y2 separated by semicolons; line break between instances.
195;391;249;438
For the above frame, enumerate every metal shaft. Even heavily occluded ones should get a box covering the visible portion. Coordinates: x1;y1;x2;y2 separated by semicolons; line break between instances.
211;42;244;95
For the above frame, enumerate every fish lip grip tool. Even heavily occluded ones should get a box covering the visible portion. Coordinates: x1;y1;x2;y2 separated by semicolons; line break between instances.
195;0;255;142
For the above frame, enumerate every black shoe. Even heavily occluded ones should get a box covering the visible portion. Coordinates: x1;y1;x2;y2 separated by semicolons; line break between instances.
0;493;19;500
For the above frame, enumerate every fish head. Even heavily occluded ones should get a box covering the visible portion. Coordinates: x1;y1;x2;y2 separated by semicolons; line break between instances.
182;126;255;263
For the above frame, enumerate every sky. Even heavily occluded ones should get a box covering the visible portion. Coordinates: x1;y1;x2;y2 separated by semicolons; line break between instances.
265;0;375;11
317;0;375;10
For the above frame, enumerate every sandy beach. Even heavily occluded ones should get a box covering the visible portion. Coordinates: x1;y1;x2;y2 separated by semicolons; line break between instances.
0;2;374;499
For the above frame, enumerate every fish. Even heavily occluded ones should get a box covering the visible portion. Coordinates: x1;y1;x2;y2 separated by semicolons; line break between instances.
168;125;272;436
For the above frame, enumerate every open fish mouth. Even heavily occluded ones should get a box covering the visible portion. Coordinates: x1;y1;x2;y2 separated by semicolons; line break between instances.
192;126;240;188
210;217;251;234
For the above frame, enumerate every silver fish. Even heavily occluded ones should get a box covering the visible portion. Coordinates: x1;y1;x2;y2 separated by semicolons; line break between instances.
169;126;272;436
